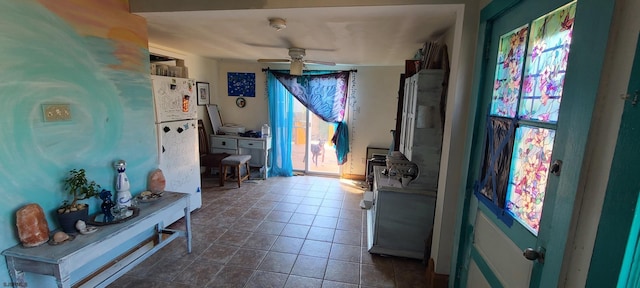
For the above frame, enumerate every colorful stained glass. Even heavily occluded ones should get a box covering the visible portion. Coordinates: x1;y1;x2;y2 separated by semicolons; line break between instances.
518;1;576;123
505;126;555;235
490;25;528;118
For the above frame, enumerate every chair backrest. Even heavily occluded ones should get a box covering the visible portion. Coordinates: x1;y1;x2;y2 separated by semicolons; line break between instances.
198;120;209;155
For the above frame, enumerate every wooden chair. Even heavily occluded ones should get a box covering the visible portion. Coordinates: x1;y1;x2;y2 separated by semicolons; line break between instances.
198;120;230;178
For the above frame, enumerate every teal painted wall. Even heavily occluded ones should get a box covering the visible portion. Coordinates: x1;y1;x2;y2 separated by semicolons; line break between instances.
0;0;156;285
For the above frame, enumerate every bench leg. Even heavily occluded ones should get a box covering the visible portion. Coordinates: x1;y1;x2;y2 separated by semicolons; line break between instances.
219;164;226;186
236;165;241;187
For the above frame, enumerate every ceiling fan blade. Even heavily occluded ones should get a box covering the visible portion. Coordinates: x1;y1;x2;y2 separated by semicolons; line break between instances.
257;59;291;63
245;43;287;49
304;60;336;66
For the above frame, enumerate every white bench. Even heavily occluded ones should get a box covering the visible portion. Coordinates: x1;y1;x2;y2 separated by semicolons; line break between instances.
2;191;191;288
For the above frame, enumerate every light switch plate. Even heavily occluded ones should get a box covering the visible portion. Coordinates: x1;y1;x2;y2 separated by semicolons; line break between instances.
43;104;71;122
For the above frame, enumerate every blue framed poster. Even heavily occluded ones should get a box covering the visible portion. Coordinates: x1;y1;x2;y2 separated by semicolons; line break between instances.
227;72;255;97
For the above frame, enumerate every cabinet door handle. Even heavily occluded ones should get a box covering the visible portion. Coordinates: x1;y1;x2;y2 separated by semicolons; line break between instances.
222;141;226;146
248;143;253;146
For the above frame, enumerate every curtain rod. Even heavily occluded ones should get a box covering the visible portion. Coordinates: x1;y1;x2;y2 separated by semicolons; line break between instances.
261;68;357;73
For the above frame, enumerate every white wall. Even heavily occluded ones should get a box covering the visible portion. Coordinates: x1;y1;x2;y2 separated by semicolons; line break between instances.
341;66;404;176
433;2;480;275
149;44;219;136
562;0;640;286
215;60;270;132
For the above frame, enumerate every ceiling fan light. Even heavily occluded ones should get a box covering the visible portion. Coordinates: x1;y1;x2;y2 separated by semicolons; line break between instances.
290;60;303;75
269;18;287;31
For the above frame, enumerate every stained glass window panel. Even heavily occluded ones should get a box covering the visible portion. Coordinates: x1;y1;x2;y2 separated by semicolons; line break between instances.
479;117;516;207
518;1;576;123
490;25;528;118
506;126;555;235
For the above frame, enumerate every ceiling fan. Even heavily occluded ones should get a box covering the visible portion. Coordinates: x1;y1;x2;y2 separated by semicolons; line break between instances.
258;47;336;75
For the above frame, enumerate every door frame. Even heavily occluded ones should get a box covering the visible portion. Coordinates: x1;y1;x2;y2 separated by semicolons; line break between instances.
587;33;640;287
292;101;310;172
451;0;616;287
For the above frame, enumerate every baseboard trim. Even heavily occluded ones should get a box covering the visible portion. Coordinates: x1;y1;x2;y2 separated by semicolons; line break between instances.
426;258;449;288
340;173;365;181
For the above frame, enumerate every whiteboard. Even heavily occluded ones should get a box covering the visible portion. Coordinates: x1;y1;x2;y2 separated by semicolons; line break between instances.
206;104;224;134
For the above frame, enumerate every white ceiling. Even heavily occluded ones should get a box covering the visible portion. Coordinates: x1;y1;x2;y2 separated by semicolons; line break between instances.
132;3;458;67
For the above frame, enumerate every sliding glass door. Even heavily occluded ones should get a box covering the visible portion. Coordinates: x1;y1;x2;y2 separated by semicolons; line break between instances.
292;98;340;175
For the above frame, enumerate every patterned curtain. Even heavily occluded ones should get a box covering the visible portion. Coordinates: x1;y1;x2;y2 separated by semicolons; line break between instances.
272;71;350;165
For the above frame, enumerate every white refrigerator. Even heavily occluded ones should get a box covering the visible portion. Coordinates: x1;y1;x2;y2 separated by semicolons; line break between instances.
151;75;202;217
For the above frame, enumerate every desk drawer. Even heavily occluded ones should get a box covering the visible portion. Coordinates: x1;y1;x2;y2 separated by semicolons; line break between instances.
211;148;237;155
239;139;265;149
211;136;238;149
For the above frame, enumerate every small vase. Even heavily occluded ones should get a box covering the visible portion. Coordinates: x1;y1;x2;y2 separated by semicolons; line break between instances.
57;206;89;233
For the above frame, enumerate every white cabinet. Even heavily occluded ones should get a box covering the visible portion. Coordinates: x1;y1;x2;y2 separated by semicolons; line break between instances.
398;69;445;191
210;135;272;179
366;167;437;259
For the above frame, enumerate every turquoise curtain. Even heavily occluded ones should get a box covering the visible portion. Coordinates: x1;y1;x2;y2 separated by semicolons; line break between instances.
618;191;640;288
267;71;294;176
272;71;350;165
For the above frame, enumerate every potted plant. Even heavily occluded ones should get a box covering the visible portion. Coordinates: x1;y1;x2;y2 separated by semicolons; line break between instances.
57;168;101;233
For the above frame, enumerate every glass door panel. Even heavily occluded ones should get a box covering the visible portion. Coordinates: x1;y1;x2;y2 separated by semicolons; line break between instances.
291;98;340;175
481;1;575;235
292;99;307;171
308;112;339;174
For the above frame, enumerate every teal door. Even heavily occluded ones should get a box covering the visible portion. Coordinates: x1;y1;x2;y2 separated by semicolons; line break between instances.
586;33;640;287
454;0;614;287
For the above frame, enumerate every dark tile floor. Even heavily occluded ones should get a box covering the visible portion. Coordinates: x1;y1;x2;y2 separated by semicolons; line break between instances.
109;175;428;287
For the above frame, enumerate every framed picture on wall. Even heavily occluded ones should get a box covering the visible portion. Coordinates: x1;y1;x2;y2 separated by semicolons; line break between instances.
227;72;256;97
196;82;210;106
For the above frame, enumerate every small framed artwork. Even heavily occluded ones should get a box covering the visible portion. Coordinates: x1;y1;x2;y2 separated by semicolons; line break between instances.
227;72;256;97
196;82;210;106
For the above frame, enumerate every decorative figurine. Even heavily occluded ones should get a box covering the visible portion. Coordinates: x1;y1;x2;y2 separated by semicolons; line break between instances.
114;160;132;208
75;220;97;234
99;189;115;222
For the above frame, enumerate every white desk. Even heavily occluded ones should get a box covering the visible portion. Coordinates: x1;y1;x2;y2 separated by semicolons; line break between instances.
210;135;272;179
2;192;191;288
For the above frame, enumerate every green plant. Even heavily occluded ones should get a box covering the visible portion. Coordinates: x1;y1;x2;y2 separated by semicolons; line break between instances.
58;168;101;213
